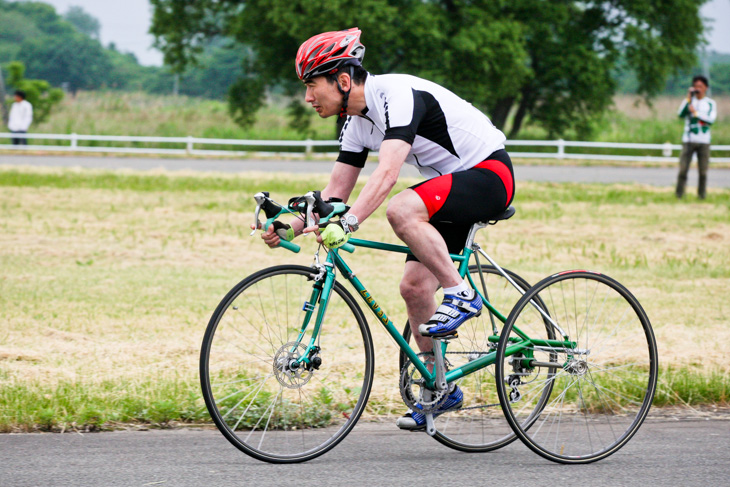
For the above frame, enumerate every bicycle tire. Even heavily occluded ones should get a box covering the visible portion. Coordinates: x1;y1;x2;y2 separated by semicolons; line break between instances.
399;264;551;452
201;265;375;463
495;271;658;464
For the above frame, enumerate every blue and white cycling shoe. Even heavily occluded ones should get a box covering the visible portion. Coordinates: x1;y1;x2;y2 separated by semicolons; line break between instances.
418;290;482;337
396;385;464;430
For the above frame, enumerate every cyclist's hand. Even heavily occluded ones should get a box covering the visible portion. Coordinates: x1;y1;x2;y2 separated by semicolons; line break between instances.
271;221;295;242
302;224;323;245
250;221;294;248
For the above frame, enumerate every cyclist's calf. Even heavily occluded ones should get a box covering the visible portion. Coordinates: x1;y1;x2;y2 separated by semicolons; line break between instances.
400;262;440;353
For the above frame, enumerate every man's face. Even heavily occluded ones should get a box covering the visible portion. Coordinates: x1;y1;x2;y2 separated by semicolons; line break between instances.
304;76;343;118
692;80;707;97
14;95;22;103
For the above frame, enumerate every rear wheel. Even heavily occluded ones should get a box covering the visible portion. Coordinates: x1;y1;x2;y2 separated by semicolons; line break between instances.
201;265;374;463
400;264;550;452
496;271;658;464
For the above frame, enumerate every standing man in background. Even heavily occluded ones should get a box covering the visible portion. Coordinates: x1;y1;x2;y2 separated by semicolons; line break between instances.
8;90;33;145
675;75;717;199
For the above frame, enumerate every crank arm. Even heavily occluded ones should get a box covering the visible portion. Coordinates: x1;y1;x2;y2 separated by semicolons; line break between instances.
425;413;436;437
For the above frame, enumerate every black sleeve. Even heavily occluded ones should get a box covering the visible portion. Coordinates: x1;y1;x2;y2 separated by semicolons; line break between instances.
383;89;425;145
336;148;369;168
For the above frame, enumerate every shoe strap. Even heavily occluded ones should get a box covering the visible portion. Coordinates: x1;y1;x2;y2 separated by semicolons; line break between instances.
442;296;480;314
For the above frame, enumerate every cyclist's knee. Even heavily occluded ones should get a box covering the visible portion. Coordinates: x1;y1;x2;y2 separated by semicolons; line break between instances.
400;275;436;304
387;191;425;229
386;197;405;228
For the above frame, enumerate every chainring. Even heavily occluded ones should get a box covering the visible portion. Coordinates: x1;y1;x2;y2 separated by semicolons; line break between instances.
399;352;450;413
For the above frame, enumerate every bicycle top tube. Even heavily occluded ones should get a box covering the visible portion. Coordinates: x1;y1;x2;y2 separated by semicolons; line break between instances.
346;237;468;263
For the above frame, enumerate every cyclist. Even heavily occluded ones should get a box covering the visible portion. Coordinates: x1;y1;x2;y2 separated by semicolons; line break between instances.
255;28;515;430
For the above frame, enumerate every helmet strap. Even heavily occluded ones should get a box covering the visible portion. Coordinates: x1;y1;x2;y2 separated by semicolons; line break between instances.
336;66;354;118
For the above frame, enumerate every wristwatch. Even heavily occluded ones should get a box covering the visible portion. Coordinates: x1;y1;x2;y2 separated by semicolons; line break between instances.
340;213;359;233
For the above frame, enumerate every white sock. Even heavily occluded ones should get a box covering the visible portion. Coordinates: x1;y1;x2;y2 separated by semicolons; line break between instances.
443;281;471;298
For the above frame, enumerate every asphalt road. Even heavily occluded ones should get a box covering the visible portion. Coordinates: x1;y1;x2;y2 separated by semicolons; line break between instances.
1;153;730;188
1;418;728;487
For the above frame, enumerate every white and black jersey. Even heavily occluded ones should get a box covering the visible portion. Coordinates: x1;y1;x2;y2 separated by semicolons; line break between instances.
337;74;506;178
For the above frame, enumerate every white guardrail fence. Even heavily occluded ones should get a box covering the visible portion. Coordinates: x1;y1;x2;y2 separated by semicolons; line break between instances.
1;132;729;162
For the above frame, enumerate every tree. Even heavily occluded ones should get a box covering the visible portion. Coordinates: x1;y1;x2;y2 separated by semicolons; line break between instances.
4;61;64;124
709;63;730;96
63;6;101;40
0;64;8;125
19;32;113;93
4;0;75;37
150;0;707;139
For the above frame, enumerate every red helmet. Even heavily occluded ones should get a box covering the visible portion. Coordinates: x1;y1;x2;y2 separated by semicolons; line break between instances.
296;28;365;81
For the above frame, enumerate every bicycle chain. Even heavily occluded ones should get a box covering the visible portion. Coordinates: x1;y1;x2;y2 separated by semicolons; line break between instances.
461;403;501;410
444;350;502;409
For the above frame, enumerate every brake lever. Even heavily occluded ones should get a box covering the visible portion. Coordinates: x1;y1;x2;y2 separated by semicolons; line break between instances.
303;192;317;234
251;192;267;236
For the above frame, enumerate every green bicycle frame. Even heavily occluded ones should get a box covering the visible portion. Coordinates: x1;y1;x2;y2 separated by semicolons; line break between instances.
292;237;576;390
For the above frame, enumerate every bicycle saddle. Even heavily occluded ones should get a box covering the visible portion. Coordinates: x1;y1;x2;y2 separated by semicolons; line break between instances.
487;206;515;224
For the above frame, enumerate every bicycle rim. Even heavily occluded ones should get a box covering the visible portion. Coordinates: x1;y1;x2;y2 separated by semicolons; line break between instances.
201;265;374;463
496;271;658;463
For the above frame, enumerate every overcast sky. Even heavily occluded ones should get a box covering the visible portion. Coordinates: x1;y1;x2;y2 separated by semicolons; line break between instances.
39;0;730;67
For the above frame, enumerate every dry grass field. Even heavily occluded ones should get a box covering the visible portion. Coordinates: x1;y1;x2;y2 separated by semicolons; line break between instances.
0;165;728;431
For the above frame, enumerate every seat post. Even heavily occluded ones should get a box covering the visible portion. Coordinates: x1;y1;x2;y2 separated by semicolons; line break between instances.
465;222;487;251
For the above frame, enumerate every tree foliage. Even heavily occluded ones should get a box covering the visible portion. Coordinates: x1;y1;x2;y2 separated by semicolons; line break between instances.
63;5;100;39
20;32;114;93
150;0;707;138
0;1;244;100
4;60;64;124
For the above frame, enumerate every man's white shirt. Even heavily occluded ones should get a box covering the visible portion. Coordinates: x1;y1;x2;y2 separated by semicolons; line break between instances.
8;99;33;132
338;74;506;178
678;96;717;144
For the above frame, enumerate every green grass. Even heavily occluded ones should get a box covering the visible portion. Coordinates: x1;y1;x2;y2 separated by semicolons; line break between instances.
653;367;730;407
0;373;205;433
0;167;328;193
0;166;728;432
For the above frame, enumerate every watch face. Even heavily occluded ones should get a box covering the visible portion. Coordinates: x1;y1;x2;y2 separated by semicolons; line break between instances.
343;214;358;231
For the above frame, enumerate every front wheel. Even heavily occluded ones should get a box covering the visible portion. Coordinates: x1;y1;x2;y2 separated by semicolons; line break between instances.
200;265;375;463
496;271;658;464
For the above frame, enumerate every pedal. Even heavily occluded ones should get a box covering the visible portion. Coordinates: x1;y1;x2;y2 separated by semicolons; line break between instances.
421;330;459;338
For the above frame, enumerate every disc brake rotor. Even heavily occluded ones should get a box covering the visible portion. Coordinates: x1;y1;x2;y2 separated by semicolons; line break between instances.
273;341;313;389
